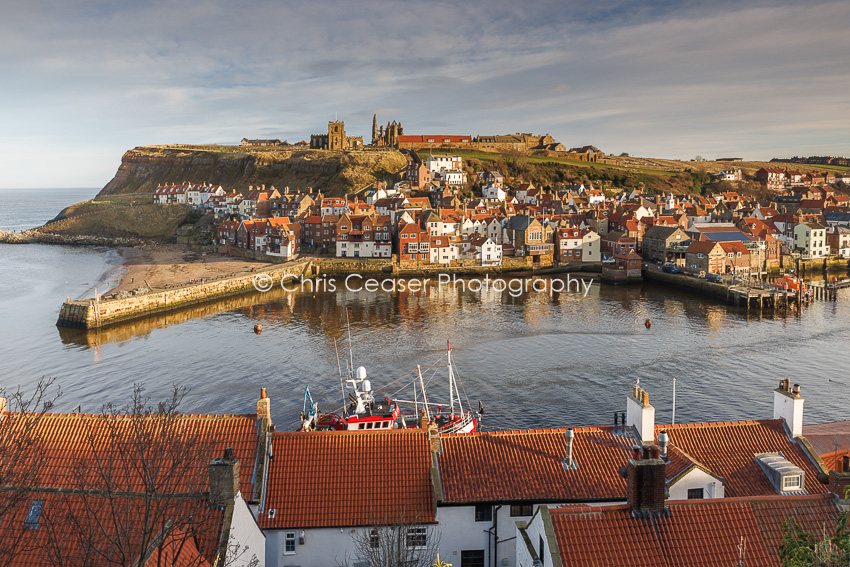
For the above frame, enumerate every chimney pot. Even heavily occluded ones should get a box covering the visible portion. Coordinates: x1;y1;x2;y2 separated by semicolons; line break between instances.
564;428;575;466
632;446;642;460
224;447;235;460
658;430;670;460
650;445;660;460
792;384;800;396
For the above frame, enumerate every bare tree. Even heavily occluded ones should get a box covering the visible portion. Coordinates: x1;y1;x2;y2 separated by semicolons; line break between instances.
43;383;220;567
0;377;62;567
340;516;442;567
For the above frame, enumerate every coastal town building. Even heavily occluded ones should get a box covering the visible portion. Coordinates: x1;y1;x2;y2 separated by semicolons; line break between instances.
794;222;829;258
335;213;393;258
245;380;839;567
0;390;273;567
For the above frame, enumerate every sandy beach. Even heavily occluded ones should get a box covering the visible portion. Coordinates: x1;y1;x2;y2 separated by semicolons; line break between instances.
106;245;276;294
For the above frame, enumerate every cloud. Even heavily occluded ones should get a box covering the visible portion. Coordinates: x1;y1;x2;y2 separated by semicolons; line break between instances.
0;0;848;186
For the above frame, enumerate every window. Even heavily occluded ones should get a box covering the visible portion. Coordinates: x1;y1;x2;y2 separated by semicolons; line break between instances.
24;500;45;529
369;528;379;549
510;504;534;517
687;488;704;499
474;504;492;522
461;550;485;567
783;475;802;490
285;531;296;554
407;526;427;548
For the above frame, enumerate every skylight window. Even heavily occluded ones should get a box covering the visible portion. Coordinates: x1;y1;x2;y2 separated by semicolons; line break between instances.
24;499;45;529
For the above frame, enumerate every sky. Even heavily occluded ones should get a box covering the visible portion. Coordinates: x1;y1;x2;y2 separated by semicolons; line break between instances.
1;0;848;188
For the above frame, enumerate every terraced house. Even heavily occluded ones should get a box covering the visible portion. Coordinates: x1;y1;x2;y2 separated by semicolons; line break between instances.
335;213;393;258
252;380;845;567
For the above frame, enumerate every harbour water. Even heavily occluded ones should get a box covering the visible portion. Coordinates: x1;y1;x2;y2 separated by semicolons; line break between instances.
0;189;848;431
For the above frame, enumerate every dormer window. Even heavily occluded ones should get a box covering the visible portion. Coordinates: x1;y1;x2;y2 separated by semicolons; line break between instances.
783;475;802;490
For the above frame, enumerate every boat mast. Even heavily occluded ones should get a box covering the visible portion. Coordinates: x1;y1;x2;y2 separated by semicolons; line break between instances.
447;340;456;417
345;308;354;380
417;364;431;421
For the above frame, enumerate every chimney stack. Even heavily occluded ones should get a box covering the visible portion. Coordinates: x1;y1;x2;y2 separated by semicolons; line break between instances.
626;384;656;445
428;421;441;454
828;457;850;502
208;447;240;505
773;378;804;437
621;444;667;514
257;388;271;422
564;429;575;468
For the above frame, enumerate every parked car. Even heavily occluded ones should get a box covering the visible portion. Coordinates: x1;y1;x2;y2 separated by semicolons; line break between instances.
705;273;723;283
661;263;681;274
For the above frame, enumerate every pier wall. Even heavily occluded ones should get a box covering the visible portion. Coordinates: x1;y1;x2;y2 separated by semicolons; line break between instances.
57;260;310;329
643;269;730;300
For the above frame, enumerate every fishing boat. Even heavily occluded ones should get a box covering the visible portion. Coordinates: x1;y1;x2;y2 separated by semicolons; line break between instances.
299;341;481;434
774;274;807;295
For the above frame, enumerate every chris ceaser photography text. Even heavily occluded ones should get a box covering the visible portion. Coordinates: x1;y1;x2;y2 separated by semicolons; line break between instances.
253;272;595;298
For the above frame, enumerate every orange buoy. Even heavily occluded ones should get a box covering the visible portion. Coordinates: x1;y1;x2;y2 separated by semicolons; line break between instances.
645;319;652;329
253;324;262;334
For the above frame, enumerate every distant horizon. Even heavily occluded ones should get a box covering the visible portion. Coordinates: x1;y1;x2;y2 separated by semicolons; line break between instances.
3;0;848;188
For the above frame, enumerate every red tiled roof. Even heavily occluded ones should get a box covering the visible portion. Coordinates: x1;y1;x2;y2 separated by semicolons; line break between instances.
802;421;850;470
3;412;259;496
657;419;828;497
261;430;435;529
438;427;632;503
399;135;471;143
549;494;839;567
1;491;223;567
719;241;749;255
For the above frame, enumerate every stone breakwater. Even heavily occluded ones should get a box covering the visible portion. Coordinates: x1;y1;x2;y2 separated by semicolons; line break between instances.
57;260;311;329
0;230;146;247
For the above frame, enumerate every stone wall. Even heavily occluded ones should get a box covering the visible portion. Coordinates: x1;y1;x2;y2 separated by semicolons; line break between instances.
57;260;310;329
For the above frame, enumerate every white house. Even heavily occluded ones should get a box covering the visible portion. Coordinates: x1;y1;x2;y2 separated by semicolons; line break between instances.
483;183;507;201
429;235;459;264
583;230;602;262
793;222;829;258
470;236;502;266
441;169;466;187
424;154;462;174
255;382;824;567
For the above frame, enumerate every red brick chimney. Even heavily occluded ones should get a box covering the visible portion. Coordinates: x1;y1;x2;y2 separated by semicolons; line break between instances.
829;455;850;501
621;444;667;515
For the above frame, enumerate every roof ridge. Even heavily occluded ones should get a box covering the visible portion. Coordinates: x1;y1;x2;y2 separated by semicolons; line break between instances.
273;429;426;438
658;418;781;430
12;412;258;420
666;493;833;506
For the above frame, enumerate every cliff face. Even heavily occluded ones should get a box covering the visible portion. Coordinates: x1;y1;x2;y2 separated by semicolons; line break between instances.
99;146;408;197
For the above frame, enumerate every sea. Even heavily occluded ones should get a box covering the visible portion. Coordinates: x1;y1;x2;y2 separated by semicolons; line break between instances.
0;188;848;431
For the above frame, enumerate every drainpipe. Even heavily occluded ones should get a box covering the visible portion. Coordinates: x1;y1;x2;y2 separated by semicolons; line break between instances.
491;505;502;567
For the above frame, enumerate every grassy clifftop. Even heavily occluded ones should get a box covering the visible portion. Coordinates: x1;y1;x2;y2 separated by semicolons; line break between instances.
99;145;408;198
39;195;191;239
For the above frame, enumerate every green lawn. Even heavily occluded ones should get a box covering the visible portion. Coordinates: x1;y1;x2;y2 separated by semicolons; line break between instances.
431;148;679;176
